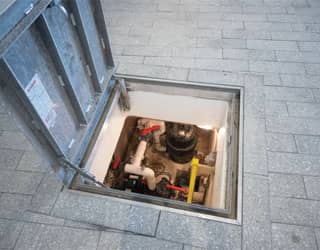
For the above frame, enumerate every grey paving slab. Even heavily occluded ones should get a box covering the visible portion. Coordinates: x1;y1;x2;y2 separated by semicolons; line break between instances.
0;131;33;151
305;63;320;75
222;30;271;40
197;38;246;49
244;22;292;31
315;228;320;250
21;211;65;226
117;63;168;79
17;151;49;172
52;190;159;236
295;135;320;155
183;245;205;250
30;172;63;214
0;148;23;170
156;212;241;249
14;223;100;250
266;117;320;135
0;114;19;132
276;51;320;64
303;176;320;200
0;219;24;249
244;74;265;118
280;74;320;88
270;196;320;226
188;69;244;85
266;133;297;152
271;31;320;41
0;193;31;220
223;49;276;61
312;89;320;103
194;58;249;72
268;151;320;176
271;223;317;250
298;41;320;52
247;40;298;51
265;86;315;102
243;118;267;175
0;170;43;195
249;61;305;74
287;102;320;118
242;174;271;250
167;67;189;81
263;73;282;86
63;219;103;231
98;231;183;250
269;173;306;198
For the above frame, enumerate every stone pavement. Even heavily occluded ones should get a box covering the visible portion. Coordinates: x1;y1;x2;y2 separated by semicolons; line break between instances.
1;0;320;249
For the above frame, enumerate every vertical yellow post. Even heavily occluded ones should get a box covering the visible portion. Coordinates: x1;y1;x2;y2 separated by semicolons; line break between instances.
187;157;199;203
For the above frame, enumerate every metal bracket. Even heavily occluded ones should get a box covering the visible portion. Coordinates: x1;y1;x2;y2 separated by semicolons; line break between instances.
118;78;130;111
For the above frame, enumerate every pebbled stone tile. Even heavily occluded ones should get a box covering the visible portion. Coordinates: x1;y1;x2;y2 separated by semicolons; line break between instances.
304;176;320;200
30;172;62;214
268;151;320;175
264;86;314;102
295;135;320;155
0;131;33;151
0;114;19;131
0;148;23;170
287;102;320;118
0;219;24;249
266;133;296;152
193;58;248;72
315;228;320;248
0;170;43;194
243;174;271;250
263;73;282;86
247;40;298;51
156;212;241;249
188;69;244;85
269;173;306;198
280;74;320;88
98;231;183;250
15;223;100;250
250;61;305;74
223;49;275;61
117;63;168;79
272;223;317;250
21;211;65;226
0;193;31;220
265;101;288;116
244;74;265;118
270;196;320;226
17;151;49;172
52;191;159;236
276;51;320;63
183;245;205;250
305;63;320;75
244;118;267;175
266;117;320;135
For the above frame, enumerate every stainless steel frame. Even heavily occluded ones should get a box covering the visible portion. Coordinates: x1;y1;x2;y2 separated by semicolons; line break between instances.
71;75;244;224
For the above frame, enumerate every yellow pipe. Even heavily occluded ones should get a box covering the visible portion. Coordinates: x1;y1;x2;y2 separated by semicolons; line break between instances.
187;157;199;203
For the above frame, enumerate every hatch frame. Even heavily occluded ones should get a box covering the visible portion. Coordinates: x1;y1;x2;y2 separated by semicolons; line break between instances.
70;74;244;225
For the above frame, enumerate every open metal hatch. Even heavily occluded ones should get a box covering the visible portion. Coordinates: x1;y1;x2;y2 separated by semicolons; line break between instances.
0;0;243;222
0;0;117;184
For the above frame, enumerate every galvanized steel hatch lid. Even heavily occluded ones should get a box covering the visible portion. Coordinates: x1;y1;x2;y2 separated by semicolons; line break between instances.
0;0;116;183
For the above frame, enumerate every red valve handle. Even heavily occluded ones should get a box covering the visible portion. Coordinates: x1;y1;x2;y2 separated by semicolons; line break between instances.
166;184;188;194
140;125;161;136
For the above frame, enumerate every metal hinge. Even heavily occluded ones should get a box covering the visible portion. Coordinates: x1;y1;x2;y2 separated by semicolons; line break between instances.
117;78;131;111
60;158;106;187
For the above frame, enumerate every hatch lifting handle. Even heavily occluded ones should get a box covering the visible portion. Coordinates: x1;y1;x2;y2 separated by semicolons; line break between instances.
51;0;68;17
